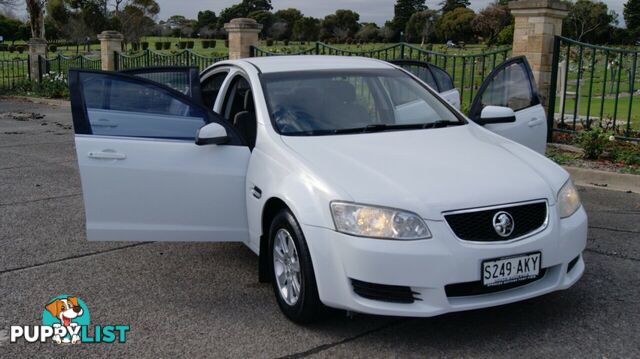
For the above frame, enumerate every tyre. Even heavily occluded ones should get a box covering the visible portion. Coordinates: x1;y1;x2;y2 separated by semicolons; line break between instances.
269;209;322;323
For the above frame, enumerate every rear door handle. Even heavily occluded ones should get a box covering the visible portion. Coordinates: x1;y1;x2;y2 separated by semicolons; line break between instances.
88;151;126;160
528;118;545;127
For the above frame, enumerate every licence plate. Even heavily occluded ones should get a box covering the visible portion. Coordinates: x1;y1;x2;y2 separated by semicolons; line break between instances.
482;252;542;287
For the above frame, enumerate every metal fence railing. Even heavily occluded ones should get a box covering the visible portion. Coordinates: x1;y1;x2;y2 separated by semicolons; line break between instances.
115;49;228;71
0;56;30;91
251;42;511;109
39;54;102;80
549;36;639;139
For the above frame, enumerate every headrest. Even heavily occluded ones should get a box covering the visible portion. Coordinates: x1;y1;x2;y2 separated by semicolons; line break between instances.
244;89;254;112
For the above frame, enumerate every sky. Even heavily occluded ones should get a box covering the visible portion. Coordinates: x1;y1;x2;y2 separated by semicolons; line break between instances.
7;0;630;27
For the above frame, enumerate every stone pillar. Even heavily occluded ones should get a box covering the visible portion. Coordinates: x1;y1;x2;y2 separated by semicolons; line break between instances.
509;0;569;110
28;38;47;82
224;18;262;60
97;31;123;71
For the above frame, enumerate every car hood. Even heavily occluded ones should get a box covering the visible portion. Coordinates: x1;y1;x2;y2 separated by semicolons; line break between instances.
281;125;567;220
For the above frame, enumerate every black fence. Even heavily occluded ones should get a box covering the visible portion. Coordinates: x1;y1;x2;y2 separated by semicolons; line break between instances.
0;57;30;91
549;36;639;139
116;49;228;71
39;54;102;80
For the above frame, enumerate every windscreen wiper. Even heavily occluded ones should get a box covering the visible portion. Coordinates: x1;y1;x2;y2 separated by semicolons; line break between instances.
333;121;462;134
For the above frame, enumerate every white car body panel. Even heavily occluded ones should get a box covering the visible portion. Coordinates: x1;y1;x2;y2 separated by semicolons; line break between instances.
485;103;547;155
75;135;250;242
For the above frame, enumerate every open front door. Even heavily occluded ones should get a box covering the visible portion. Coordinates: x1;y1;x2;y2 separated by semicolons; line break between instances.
468;56;547;154
390;60;461;109
120;66;203;104
69;70;250;242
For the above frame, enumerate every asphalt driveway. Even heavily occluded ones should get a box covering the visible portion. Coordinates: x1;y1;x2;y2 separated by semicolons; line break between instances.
1;97;639;358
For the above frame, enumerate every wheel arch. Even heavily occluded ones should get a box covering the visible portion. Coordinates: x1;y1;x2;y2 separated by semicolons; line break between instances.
259;197;290;282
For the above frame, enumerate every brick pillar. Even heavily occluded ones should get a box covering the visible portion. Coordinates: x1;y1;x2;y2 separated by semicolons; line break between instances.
27;38;47;82
97;31;123;71
224;18;262;60
509;0;569;111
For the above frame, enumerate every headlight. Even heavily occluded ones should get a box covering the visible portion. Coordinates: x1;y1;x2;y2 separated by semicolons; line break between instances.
330;202;431;240
558;179;581;218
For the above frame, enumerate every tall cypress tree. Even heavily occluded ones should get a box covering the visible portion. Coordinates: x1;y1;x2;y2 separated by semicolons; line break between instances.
392;0;427;33
624;0;640;38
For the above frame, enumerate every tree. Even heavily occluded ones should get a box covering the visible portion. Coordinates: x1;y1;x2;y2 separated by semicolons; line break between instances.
0;14;29;44
197;10;217;30
471;2;512;45
405;9;437;44
624;0;640;40
119;0;159;44
563;0;618;42
248;10;275;38
439;0;470;13
218;0;272;27
436;6;475;42
292;16;320;41
356;23;380;43
321;10;360;42
274;8;302;40
26;0;46;38
392;0;426;35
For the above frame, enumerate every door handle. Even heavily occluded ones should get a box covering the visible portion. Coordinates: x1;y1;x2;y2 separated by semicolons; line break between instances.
528;118;544;127
88;151;126;160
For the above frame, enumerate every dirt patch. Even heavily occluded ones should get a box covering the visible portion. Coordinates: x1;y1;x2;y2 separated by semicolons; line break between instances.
547;143;639;175
0;111;46;121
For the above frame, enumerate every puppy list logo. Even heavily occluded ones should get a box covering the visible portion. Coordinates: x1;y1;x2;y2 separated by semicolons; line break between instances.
9;295;129;344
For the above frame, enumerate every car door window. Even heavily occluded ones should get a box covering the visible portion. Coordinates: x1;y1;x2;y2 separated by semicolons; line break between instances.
430;66;454;92
201;71;228;110
120;67;202;100
77;72;208;140
476;62;534;113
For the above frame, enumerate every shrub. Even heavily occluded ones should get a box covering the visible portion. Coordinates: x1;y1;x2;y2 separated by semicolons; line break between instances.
178;42;187;49
48;45;57;52
202;41;210;49
8;45;15;52
210;40;216;48
141;42;149;50
266;39;274;46
224;39;229;48
132;43;139;51
608;141;640;166
163;42;171;50
575;128;609;159
17;46;25;53
283;39;289;46
155;42;163;50
187;41;194;49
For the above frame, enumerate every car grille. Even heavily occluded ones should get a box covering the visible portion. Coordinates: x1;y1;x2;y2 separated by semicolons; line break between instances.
444;201;547;242
351;279;420;303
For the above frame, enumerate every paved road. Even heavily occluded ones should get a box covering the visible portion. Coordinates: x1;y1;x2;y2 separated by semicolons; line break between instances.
1;97;639;358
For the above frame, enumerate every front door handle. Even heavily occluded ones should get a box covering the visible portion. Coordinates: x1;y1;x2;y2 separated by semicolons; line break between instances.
88;151;126;160
528;118;545;127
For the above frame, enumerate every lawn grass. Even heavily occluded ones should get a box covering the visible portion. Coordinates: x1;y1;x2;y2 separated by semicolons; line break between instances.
554;95;640;130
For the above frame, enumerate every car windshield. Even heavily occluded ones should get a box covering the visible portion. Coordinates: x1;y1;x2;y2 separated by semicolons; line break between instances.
263;69;464;136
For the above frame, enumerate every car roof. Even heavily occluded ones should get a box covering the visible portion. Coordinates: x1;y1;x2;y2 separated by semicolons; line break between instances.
239;55;396;74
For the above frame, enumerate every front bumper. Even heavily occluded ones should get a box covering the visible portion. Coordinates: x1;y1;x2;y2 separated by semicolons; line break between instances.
303;205;587;317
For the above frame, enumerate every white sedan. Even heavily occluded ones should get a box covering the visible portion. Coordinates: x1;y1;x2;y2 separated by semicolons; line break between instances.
68;56;587;323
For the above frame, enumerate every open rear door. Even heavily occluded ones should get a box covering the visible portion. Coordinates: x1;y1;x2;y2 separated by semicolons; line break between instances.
468;56;547;154
390;60;460;110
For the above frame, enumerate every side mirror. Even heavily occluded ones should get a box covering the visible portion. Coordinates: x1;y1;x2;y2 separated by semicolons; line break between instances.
196;123;228;146
477;106;516;125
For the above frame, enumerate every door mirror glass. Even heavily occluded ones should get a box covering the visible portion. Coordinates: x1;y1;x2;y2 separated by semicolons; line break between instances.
478;105;516;125
196;122;228;145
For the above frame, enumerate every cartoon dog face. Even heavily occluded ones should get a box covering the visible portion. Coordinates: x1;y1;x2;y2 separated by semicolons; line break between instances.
45;297;84;326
